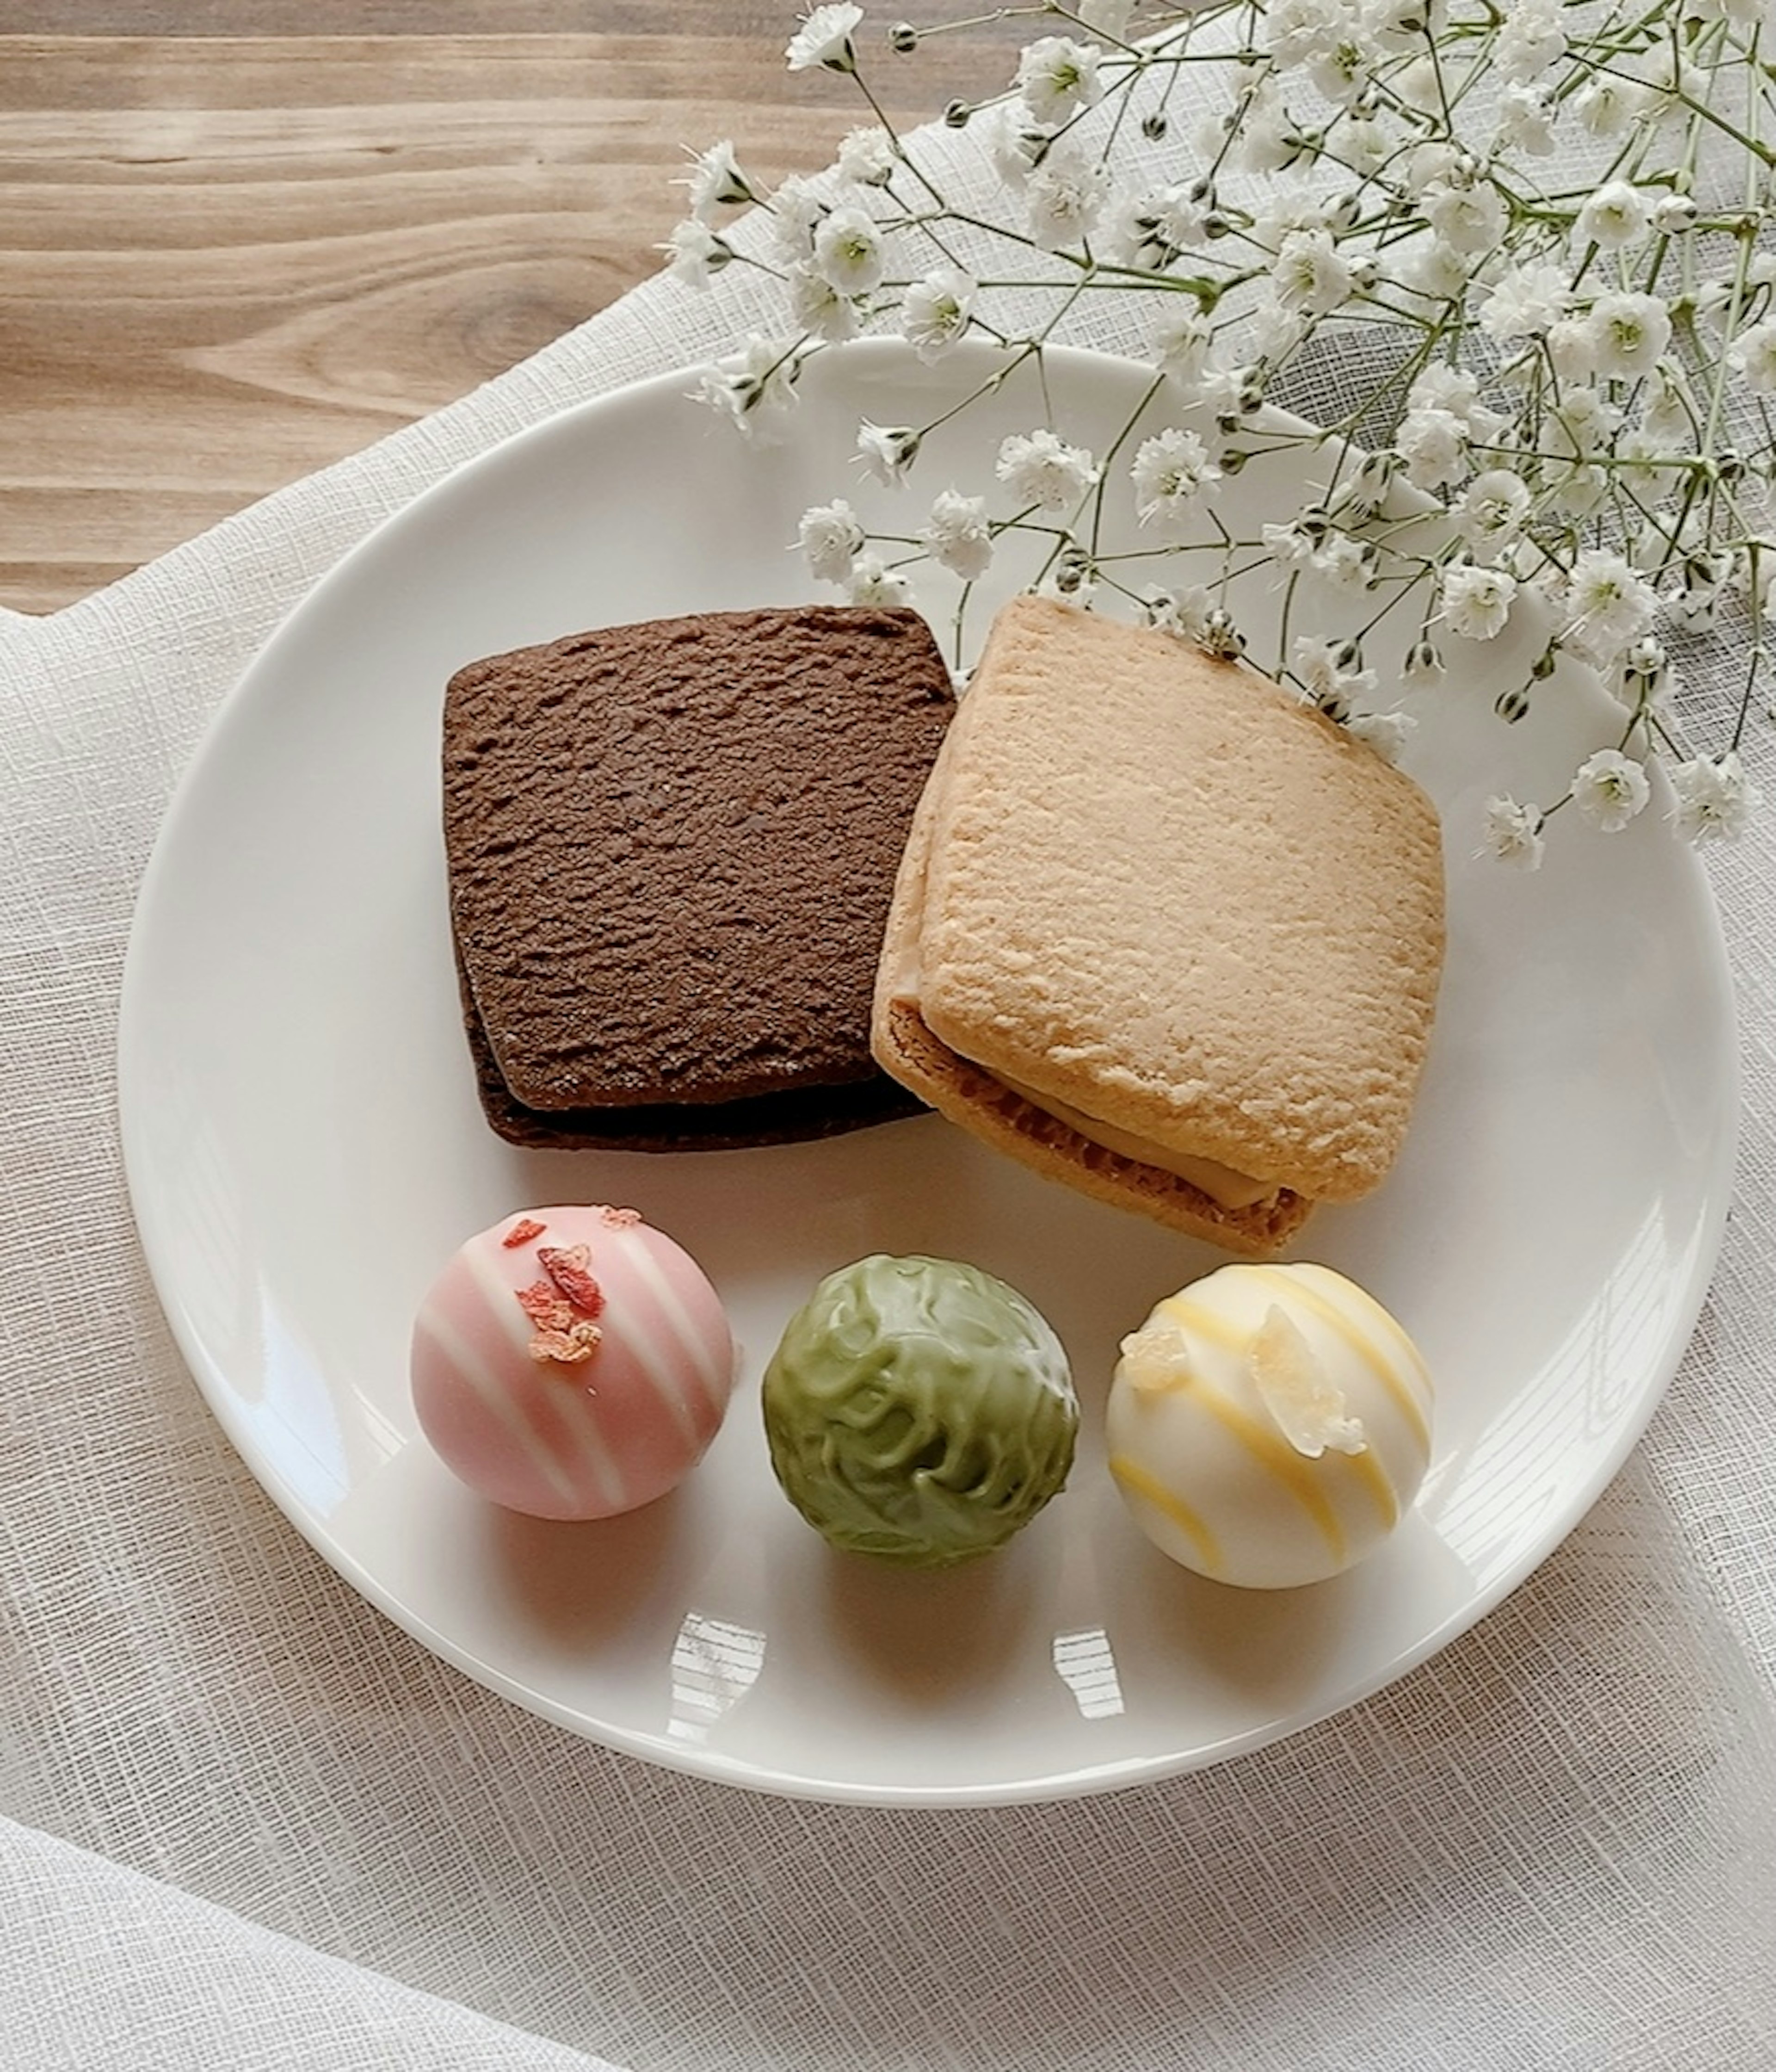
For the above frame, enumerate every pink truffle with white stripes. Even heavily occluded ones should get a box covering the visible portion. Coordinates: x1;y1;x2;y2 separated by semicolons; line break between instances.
410;1205;736;1520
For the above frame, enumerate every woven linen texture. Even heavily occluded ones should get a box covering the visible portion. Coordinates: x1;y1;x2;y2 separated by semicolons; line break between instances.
4;38;1775;2072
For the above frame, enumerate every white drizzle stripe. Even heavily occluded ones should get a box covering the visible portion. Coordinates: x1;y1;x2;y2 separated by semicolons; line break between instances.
464;1237;628;1512
524;1349;631;1514
614;1237;728;1426
623;1236;728;1400
586;1249;698;1447
414;1308;582;1511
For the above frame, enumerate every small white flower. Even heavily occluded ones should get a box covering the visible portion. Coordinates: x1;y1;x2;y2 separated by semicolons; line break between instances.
1262;520;1319;572
1550;463;1609;520
1016;36;1105;124
1233;78;1300;174
1108;184;1209;267
846;552;912;606
1494;85;1557;156
1671;550;1735;631
1151;309;1215;390
1639;366;1694;451
1305;34;1370;105
997;427;1100;509
1585;292;1672;381
1441;561;1517;639
1290;634;1376;718
1403;140;1462;199
1456;469;1533;555
786;2;863;73
900;267;976;360
1565;548;1658;658
1480;260;1570;340
857;421;921;485
1396;407;1469;490
1546;315;1600;383
1544;385;1623;462
1132;427;1220;536
921;489;994;581
1271;228;1356;314
1401;237;1473;305
1024;150;1110;251
1143;582;1215;642
836;124;896;186
811;204;887;295
1426;180;1509;256
1480;795;1546;869
1345;709;1414;764
1495;0;1566;81
788;266;862;342
1670;751;1754;842
1369;0;1445;43
1248;297;1309;362
1262;0;1352;68
1340;118;1390;176
1639;45;1708;123
982;104;1049;188
798;500;866;583
1575;179;1654;252
694;336;800;436
680;141;754;222
767;174;826;263
1311;531;1375;590
1571;748;1651;832
1409;365;1487;427
663;218;731;288
1727;317;1776;393
1573;75;1651;139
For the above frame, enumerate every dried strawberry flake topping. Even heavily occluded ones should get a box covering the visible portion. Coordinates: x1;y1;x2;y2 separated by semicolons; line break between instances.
502;1217;547;1249
513;1241;605;1364
537;1244;605;1318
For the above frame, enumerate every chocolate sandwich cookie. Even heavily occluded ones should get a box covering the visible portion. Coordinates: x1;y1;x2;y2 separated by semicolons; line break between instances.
444;604;955;1150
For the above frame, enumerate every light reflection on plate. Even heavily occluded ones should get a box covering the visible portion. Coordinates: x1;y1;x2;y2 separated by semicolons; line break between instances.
118;342;1736;1805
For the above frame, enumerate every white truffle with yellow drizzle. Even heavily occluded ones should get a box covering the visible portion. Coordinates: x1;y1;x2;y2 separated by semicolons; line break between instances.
1106;1263;1434;1590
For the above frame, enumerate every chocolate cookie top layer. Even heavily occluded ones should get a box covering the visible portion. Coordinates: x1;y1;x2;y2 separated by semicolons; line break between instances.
444;604;955;1127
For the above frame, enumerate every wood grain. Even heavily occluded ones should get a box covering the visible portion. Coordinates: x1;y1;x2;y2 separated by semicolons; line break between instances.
0;10;1020;612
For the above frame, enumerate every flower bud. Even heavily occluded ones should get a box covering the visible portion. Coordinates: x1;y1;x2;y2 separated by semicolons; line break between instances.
1495;684;1532;723
889;21;918;51
1142;112;1169;141
1202;606;1246;658
944;99;971;128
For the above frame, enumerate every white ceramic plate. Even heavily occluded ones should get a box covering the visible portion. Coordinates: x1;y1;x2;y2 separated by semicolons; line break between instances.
119;341;1737;1805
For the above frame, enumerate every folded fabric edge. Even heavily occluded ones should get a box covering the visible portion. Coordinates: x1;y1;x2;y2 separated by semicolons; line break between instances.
0;1815;626;2071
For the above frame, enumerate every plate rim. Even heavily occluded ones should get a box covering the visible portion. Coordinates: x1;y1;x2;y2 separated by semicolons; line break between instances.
117;338;1743;1806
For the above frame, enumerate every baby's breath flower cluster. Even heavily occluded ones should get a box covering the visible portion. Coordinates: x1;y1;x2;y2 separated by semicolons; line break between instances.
672;0;1776;860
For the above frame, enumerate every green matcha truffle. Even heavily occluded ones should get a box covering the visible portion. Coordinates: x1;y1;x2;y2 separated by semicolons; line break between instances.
761;1254;1078;1567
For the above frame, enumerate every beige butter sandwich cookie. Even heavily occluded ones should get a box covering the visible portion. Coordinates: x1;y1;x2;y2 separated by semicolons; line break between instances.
871;596;1446;1255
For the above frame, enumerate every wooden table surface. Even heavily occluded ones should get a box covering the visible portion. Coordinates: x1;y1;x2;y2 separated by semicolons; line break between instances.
0;4;1016;615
